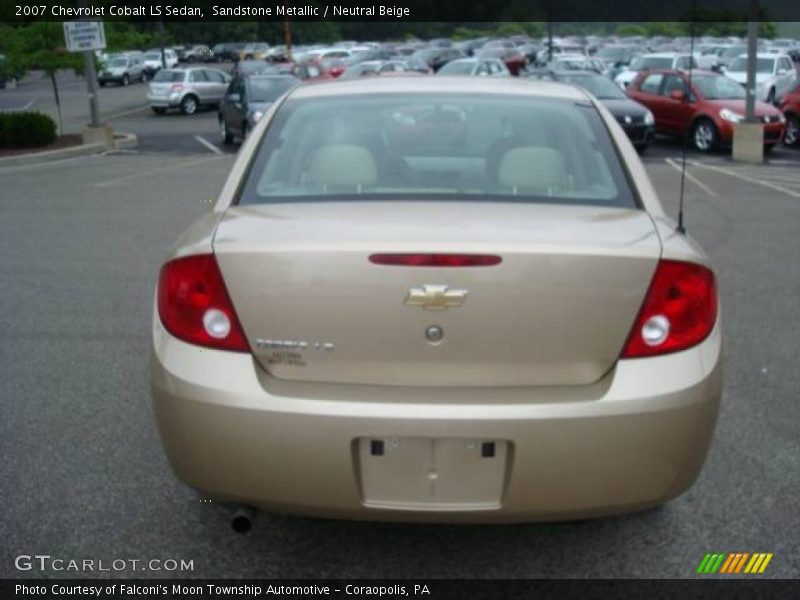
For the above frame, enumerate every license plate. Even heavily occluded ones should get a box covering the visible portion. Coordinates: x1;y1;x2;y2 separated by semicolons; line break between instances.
358;437;508;510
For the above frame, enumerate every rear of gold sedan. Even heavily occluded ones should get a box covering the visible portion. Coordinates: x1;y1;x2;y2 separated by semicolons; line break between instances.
151;77;721;523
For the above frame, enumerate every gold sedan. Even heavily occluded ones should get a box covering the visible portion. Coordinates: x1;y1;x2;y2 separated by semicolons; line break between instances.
151;77;721;524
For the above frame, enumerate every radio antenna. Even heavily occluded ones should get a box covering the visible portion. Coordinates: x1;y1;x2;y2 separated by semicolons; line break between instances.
677;0;697;235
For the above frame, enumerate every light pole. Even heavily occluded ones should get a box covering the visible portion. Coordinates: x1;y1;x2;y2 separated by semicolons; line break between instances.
744;0;758;122
732;0;764;162
78;0;100;128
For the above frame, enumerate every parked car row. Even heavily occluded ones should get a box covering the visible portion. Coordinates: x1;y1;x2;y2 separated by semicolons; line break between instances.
139;33;799;153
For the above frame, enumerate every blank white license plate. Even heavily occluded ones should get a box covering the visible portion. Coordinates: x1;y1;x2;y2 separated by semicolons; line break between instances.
358;437;508;510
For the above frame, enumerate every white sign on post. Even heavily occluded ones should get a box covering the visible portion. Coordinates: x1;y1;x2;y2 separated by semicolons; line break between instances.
63;21;106;53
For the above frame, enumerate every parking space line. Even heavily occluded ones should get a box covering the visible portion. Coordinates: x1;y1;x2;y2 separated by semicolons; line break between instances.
664;158;717;197
689;160;800;200
0;98;37;112
104;105;149;120
93;155;225;188
194;135;222;155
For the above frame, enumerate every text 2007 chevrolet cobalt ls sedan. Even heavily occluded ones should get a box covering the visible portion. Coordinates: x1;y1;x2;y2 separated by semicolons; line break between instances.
151;77;721;523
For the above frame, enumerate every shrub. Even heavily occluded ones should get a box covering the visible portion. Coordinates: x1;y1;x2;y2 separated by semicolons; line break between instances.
0;111;57;148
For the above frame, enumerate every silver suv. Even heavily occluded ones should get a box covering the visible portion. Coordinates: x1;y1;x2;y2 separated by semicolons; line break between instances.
98;53;146;86
147;67;231;115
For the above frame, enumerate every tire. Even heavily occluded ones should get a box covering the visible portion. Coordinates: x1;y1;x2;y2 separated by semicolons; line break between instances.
141;71;148;83
122;74;130;86
242;121;250;139
766;87;776;105
98;80;106;87
634;143;648;154
151;107;167;115
180;95;198;115
219;118;233;145
690;118;718;153
764;144;775;155
784;114;799;147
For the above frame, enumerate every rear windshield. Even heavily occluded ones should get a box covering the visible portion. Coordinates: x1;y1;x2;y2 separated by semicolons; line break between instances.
729;57;775;73
248;78;299;102
152;70;184;82
639;57;674;69
238;93;636;208
438;61;476;75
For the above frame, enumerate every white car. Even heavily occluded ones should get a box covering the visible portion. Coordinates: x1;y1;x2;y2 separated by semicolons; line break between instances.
437;58;510;77
142;49;179;75
615;53;698;88
724;53;796;104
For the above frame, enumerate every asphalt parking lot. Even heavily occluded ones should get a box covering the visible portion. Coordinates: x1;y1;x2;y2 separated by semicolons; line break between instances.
1;76;799;579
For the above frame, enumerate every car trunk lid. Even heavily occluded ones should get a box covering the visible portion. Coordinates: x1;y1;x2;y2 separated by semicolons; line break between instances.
213;202;661;387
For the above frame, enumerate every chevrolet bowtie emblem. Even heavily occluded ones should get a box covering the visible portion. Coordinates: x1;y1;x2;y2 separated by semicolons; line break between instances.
405;284;468;311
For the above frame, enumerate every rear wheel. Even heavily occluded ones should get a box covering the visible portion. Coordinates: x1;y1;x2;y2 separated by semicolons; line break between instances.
98;80;106;87
764;144;775;155
220;118;233;144
180;95;198;115
784;114;799;147
691;118;718;153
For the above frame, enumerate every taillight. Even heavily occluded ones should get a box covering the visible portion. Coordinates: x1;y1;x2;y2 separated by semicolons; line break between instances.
621;260;717;358
157;254;250;352
369;253;502;267
170;83;184;91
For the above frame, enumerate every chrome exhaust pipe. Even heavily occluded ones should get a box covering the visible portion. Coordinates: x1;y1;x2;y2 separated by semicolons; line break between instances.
231;505;256;534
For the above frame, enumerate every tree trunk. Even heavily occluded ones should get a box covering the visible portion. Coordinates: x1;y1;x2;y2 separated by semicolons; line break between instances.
49;71;63;136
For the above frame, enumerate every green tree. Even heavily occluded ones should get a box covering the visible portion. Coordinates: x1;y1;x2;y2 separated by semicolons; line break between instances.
5;23;84;133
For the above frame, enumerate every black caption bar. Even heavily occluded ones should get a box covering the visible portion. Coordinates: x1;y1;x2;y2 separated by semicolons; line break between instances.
3;580;800;600
2;0;800;22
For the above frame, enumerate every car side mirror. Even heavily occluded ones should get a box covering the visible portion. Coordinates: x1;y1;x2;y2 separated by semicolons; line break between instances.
669;89;685;101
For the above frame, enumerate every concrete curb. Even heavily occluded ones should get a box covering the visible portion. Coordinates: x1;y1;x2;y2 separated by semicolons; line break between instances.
0;132;138;168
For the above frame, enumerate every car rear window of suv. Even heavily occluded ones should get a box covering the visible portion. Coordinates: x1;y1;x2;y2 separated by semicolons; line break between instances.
152;70;184;82
238;93;637;208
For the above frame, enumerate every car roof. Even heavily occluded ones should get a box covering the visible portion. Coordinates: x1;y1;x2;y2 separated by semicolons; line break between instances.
643;52;686;58
287;75;588;100
735;53;784;59
635;68;717;77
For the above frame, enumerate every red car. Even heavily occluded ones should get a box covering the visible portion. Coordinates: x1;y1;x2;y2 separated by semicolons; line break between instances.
627;69;786;153
780;79;800;147
476;47;527;76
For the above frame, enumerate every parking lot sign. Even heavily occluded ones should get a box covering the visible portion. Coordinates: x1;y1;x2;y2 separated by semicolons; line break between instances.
63;21;106;53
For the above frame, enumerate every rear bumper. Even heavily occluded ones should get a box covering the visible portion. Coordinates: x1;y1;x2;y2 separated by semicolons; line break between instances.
147;94;181;108
151;318;722;523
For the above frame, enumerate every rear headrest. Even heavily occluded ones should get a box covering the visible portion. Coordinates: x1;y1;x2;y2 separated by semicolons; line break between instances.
497;146;567;194
308;145;378;189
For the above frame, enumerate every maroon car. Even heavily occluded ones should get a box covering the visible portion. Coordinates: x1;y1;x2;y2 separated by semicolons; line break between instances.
476;47;527;76
627;69;785;152
780;79;800;146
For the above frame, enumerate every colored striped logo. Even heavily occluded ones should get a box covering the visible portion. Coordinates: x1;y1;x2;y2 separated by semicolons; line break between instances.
696;553;773;574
